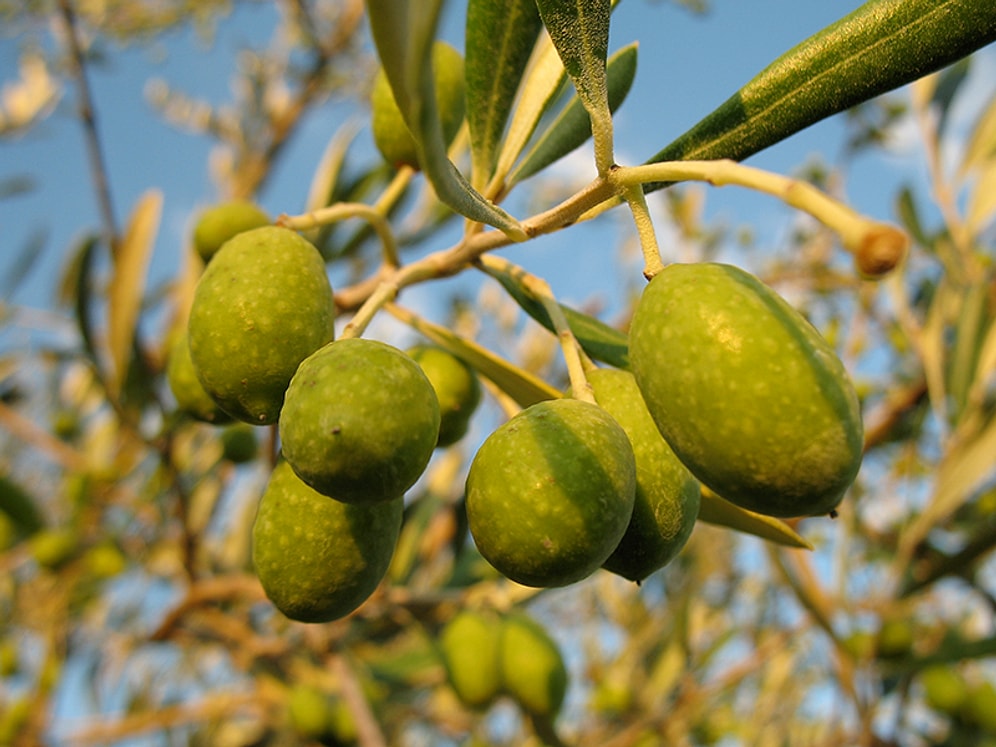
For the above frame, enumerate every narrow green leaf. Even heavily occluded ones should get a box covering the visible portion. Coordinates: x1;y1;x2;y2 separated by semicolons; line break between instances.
465;0;543;186
107;190;161;398
645;0;996;190
510;42;638;185
59;233;102;369
480;259;630;368
535;0;610;104
365;0;526;240
491;32;569;188
966;159;996;235
946;278;990;423
929;57;972;143
959;90;996;178
895;186;931;249
901;410;996;563
698;489;814;550
390;305;560;408
302;120;361;245
536;0;614;171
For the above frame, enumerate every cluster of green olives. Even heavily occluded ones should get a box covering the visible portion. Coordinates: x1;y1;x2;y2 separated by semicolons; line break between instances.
169;203;484;622
437;608;568;723
170;195;863;624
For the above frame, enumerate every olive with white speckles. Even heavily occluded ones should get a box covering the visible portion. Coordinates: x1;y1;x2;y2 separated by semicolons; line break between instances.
187;226;335;425
252;460;402;623
466;398;636;588
585;368;700;582
629;262;863;518
279;338;440;504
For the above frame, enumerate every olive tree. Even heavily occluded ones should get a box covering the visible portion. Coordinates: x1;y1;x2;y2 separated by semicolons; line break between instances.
1;1;995;745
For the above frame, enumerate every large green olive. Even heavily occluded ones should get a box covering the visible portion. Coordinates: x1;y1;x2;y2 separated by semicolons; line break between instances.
187;226;334;425
465;398;635;587
251;460;402;623
629;262;863;518
585;368;700;582
279;338;440;504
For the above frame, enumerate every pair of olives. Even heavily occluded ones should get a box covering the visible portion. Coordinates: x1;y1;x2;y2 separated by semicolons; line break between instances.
466;262;863;589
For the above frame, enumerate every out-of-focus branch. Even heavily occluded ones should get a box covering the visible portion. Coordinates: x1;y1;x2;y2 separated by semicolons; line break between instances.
56;0;119;252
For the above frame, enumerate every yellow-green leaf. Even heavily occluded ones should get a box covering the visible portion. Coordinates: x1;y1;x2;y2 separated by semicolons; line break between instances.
107;190;162;398
388;304;560;408
698;488;814;550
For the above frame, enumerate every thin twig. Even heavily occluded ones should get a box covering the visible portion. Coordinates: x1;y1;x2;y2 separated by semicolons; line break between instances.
57;0;119;251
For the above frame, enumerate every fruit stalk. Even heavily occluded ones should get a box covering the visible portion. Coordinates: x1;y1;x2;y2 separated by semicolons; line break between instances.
619;181;664;279
478;255;595;404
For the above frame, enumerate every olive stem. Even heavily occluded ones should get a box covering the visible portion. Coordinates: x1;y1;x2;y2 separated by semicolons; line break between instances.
279;201;401;269
478;255;595;405
619;180;665;279
611;160;909;278
339;280;398;340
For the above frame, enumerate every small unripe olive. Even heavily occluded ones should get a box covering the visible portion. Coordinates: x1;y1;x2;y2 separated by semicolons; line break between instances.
191;200;270;263
370;41;465;170
439;609;503;709
408;345;481;447
499;612;568;720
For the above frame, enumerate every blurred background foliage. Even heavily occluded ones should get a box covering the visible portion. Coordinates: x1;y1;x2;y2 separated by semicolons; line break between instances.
1;1;995;746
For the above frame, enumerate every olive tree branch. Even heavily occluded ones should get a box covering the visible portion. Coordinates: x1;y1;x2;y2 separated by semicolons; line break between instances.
611;160;909;278
334;175;617;313
57;0;119;251
281;201;401;268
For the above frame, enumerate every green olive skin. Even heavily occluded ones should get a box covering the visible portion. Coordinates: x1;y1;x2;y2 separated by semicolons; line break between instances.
465;398;636;588
370;41;466;170
408;345;482;447
251;460;403;623
279;338;441;504
584;368;700;582
629;262;863;518
187;226;335;425
192;200;270;263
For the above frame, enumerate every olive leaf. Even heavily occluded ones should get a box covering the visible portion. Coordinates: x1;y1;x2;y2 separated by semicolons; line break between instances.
479;258;630;369
644;0;996;190
509;41;638;186
107;189;161;398
302;120;361;245
365;0;526;240
535;0;614;172
698;489;813;550
465;0;543;187
388;304;561;407
491;31;569;191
